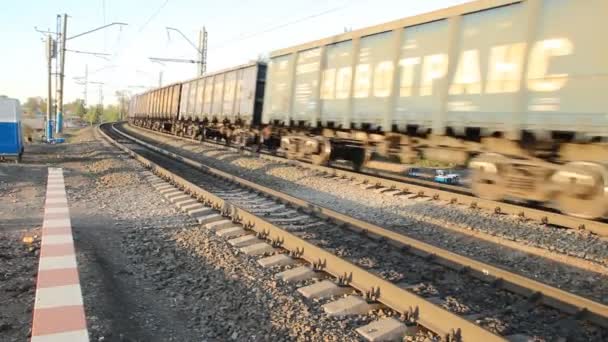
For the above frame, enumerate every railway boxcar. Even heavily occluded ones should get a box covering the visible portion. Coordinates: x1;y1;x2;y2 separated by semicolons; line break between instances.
172;62;266;142
130;82;181;133
262;0;608;218
132;62;267;143
0;96;24;163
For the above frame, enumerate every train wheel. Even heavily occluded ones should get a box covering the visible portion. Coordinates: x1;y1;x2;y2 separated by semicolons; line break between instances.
556;190;607;219
398;146;419;164
553;163;608;219
351;148;371;172
286;151;297;160
310;138;331;166
282;137;297;160
471;168;505;201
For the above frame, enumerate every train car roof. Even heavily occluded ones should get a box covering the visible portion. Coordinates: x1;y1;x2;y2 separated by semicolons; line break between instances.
179;60;265;84
133;60;265;98
269;0;521;58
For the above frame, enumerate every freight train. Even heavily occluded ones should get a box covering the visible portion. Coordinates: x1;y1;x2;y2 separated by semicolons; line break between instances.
129;0;608;220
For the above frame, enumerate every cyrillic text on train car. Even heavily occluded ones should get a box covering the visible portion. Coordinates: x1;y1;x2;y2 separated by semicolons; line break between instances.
319;38;573;100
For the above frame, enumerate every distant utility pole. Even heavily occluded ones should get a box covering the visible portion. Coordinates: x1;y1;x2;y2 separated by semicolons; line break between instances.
42;16;127;133
56;13;67;134
46;35;54;141
158;71;163;87
116;90;131;121
89;81;104;123
84;64;88;105
99;85;103;110
198;27;208;76
149;26;207;77
54;15;60;119
90;82;104;107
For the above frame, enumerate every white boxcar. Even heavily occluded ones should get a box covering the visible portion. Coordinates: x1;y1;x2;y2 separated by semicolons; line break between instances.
179;62;267;125
263;0;608;139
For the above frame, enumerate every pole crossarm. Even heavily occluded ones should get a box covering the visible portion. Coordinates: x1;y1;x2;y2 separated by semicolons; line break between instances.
166;27;202;54
66;49;112;56
148;57;200;64
34;26;59;36
67;22;128;40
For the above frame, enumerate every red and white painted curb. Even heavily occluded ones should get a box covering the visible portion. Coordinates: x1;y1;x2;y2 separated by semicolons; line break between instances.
31;168;89;342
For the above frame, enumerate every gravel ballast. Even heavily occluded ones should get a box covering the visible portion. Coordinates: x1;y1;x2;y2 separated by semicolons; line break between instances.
122;124;608;306
56;127;369;341
110;131;605;341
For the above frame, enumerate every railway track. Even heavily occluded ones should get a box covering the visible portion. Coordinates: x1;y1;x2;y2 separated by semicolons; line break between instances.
128;123;608;237
100;123;608;341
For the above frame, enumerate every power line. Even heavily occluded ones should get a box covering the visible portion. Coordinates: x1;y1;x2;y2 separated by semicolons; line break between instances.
102;0;107;51
101;0;170;72
210;2;352;50
138;0;170;32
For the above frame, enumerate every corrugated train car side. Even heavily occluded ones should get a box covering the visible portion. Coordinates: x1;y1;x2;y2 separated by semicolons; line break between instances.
166;62;267;143
262;0;608;219
130;62;267;142
130;83;182;132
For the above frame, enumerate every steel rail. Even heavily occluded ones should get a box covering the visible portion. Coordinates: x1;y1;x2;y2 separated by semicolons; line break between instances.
98;123;504;341
127;123;608;237
112;123;608;329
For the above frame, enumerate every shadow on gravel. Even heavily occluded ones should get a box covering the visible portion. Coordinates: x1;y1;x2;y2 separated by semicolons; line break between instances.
1;218;42;232
71;210;293;341
20;144;119;166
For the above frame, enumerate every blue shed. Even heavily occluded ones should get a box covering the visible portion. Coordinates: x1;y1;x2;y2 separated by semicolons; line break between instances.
0;96;24;162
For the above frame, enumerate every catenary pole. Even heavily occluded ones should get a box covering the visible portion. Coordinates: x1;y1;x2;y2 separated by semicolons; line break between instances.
46;35;53;142
84;64;88;106
202;27;207;74
55;15;60;121
56;13;67;133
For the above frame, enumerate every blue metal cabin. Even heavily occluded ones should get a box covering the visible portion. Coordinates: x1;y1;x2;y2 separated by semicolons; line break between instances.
0;96;24;161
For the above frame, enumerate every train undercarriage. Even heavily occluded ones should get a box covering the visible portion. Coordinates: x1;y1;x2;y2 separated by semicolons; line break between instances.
131;117;608;220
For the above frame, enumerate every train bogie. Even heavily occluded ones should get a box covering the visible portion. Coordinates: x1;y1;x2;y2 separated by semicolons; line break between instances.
470;154;608;219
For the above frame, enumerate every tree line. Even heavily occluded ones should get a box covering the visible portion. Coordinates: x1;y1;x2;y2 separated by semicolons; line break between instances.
21;91;130;125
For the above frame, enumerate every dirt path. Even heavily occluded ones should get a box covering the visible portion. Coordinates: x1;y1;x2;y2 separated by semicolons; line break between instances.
0;143;47;342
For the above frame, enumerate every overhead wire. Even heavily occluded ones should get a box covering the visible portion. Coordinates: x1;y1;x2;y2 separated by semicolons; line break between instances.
209;0;355;51
171;1;355;60
101;0;357;94
138;0;170;32
100;0;107;52
94;0;171;92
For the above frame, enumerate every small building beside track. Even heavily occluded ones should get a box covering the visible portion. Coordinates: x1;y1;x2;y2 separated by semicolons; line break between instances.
0;96;24;162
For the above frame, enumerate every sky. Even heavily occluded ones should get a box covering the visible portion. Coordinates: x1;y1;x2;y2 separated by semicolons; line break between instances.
0;0;469;105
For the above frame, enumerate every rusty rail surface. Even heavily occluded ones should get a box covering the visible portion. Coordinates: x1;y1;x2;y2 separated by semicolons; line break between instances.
99;123;505;341
109;123;608;330
126;123;608;237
